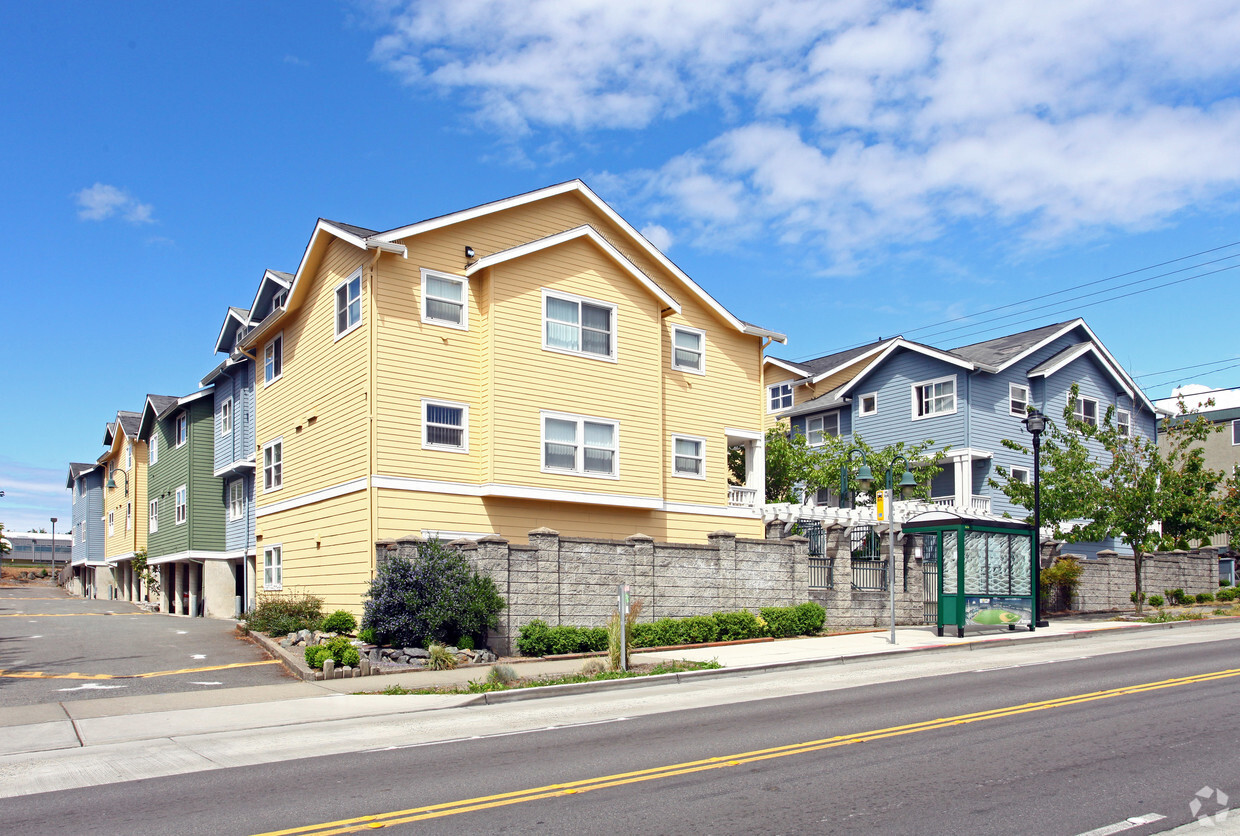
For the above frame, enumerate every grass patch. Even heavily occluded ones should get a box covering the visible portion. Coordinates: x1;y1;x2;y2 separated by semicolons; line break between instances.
364;659;722;696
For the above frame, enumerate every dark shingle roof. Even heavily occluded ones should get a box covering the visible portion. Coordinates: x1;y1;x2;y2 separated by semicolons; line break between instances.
324;220;379;239
116;411;141;439
948;320;1075;369
269;270;294;282
66;462;99;487
770;338;898;380
147;395;180;419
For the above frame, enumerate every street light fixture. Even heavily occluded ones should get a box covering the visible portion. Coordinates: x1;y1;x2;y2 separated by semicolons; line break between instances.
50;517;58;574
843;448;918;644
1021;409;1050;628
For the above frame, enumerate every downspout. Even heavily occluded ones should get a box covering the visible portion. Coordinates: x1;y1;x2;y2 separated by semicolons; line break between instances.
367;248;382;578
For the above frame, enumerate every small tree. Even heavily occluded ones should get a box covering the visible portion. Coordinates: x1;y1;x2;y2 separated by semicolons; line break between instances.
764;421;946;504
0;523;11;556
363;538;504;648
991;387;1220;613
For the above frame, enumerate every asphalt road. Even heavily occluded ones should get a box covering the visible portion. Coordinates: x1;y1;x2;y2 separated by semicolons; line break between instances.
7;633;1239;835
0;587;292;705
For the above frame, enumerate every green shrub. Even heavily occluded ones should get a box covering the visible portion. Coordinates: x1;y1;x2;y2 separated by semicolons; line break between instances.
630;622;658;648
326;636;360;668
1217;588;1238;602
1130;591;1145;604
487;664;518;684
320;610;358;635
650;618;683;647
357;627;376;644
427;642;457;670
244;592;324;635
362;539;504;648
1040;558;1083;594
456;635;475;651
1220;579;1232;588
516;619;553;656
712;610;765;641
1165;588;1190;606
794;602;826;634
583;627;609;652
678;615;719;645
549;626;585;655
1147;594;1165;607
760;606;804;638
1196;592;1214;604
304;645;331;669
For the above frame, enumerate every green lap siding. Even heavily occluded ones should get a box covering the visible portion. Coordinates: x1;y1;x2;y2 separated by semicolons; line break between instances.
147;398;224;558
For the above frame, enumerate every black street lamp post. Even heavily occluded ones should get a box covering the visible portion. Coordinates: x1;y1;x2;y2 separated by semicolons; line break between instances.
1021;410;1050;628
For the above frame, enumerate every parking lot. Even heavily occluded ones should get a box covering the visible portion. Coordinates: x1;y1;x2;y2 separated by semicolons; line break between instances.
0;587;293;707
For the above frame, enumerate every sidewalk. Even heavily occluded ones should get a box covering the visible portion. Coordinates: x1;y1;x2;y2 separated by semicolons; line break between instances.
0;614;1205;760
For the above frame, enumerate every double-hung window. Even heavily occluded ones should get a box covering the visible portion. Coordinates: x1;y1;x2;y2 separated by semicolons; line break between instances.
149;499;159;534
1233;419;1240;446
125;443;132;470
543;291;616;360
149;433;158;465
768;383;792;413
108;511;114;536
542;412;618;477
672;435;705;478
228;480;245;521
263;545;282;591
335;271;362;338
806;413;839;446
421;270;468;329
913;376;956;419
1117;410;1131;437
263;440;283;492
672;326;705;374
126;502;132;531
1009;383;1030;417
264;333;283;385
220;399;232;436
174;413;187;447
175;485;187;525
422;400;468;452
1072;394;1099;427
1010;466;1030;484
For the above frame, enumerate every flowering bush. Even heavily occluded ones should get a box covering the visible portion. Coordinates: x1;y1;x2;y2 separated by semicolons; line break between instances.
362;539;504;648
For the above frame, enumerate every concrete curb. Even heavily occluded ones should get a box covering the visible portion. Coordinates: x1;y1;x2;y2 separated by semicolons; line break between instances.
470;617;1238;705
247;628;317;681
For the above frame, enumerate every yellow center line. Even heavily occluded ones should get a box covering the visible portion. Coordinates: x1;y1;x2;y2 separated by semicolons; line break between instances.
253;666;1240;836
0;660;282;681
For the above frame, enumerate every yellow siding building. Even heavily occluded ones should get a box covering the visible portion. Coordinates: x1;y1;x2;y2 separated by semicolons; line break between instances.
99;411;149;571
244;182;785;612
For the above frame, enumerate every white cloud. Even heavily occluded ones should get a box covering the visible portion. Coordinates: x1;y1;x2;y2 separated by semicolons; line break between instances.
74;183;155;224
640;223;673;253
366;0;1240;262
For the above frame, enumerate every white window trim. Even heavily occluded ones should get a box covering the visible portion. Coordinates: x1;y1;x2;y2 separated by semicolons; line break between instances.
768;382;793;414
671;325;706;375
1117;409;1132;437
175;485;187;526
228;479;244;521
125;444;132;470
174;413;187;448
220;399;232;437
264;332;284;387
149;499;159;534
421;398;470;453
149;433;158;465
859;392;878;417
334;268;364;341
1233;419;1240;446
1010;466;1030;484
541;289;618;363
108;511;114;536
1070;392;1100;427
420;268;469;330
671;434;707;480
805;413;839;447
911;374;958;421
1009;383;1030;417
540;410;621;479
262;438;283;493
263;544;283;591
126;502;132;531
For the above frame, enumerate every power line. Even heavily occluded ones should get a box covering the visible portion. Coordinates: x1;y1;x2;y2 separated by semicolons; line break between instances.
1133;357;1240;380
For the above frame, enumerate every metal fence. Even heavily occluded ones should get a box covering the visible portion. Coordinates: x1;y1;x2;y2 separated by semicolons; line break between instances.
851;559;888;591
809;555;835;589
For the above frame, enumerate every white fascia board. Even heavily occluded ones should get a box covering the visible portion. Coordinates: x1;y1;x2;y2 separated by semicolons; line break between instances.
742;323;788;344
214;460;257;478
466;225;681;313
836;339;974;398
371;475;664;510
375;180;769;341
935;447;994;462
214;307;249;355
763;356;810;378
255;477;369;518
1072;321;1154;412
246;269;292;322
177;387;215;407
105;551;136;565
807;342;895;385
724;427;763;441
147;550;239;566
1028;342;1139;404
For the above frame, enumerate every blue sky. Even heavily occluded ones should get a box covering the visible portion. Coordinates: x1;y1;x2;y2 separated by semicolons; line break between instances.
4;0;1240;532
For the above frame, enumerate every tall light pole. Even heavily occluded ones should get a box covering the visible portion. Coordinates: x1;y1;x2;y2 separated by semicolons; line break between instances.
845;448;917;644
50;517;58;573
1021;410;1050;628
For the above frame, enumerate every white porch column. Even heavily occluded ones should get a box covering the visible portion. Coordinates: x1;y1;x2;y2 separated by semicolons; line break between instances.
174;563;186;615
188;562;201;617
752;437;766;505
954;456;969;508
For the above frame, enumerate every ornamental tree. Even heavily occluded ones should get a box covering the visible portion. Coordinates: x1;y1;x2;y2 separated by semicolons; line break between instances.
763;421;946;505
991;386;1220;613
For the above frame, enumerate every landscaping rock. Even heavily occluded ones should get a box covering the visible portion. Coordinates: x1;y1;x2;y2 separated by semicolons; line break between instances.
359;657;371;676
409;648;429;659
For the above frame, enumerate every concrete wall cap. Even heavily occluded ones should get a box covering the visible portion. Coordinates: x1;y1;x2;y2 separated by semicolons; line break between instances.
1095;549;1119;557
707;530;736;539
395;534;424;544
476;534;509;544
625;534;655;543
529;527;560;536
784;535;809;543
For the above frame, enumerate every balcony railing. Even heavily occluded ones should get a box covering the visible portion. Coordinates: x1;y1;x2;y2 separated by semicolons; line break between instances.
728;486;758;507
931;495;991;513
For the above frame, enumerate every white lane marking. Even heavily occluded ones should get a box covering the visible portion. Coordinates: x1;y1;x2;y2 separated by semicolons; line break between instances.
28;636;42;639
57;683;128;692
1075;813;1165;836
190;654;207;660
190;681;223;686
369;717;631;752
176;631;187;635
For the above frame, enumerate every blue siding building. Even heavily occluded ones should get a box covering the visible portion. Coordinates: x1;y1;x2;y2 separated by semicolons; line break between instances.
199;269;290;612
67;461;108;596
770;319;1158;555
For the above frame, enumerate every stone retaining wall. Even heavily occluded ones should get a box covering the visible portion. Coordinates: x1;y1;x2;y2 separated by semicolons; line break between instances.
377;528;809;655
1052;546;1219;611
